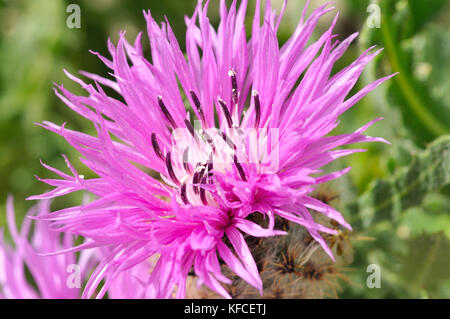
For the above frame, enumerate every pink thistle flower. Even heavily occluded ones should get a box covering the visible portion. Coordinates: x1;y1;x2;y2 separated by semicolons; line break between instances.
30;0;394;298
0;196;148;299
0;196;96;298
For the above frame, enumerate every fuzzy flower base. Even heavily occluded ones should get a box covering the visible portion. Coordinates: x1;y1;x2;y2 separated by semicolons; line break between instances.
29;0;393;299
186;210;354;299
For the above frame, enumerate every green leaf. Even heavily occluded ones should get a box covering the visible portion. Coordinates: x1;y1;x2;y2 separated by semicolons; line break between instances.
400;206;450;239
407;0;448;35
398;233;450;297
349;135;450;228
411;26;450;112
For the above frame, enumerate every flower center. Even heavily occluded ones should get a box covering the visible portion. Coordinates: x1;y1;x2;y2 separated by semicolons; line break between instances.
150;69;279;207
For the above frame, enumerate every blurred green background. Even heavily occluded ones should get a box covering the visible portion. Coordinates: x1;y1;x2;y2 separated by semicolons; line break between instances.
0;0;449;298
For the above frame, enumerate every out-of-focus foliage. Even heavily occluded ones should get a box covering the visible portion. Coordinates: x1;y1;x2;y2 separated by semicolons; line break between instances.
358;0;450;145
354;135;450;229
334;0;450;299
0;0;449;298
342;136;450;298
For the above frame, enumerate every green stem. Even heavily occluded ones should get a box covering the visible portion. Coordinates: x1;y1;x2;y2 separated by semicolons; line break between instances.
381;13;449;136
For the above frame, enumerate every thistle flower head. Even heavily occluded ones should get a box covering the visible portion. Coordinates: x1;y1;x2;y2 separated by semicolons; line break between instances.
30;0;393;298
